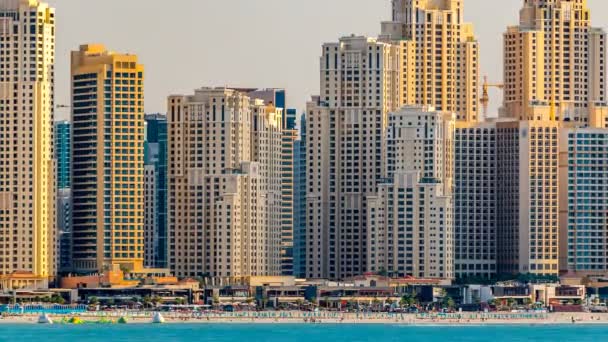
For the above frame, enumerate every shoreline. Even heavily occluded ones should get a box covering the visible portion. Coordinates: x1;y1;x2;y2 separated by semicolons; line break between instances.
2;312;608;326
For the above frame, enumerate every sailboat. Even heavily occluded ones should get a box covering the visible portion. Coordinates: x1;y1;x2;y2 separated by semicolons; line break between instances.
152;312;165;324
38;314;53;324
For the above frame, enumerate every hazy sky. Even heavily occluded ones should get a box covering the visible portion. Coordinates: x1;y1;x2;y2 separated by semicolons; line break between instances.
50;0;608;120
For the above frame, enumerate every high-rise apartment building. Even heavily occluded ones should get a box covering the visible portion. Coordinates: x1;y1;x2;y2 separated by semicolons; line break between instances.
504;0;607;125
71;44;145;274
293;114;307;279
0;0;56;285
454;121;498;279
55;121;72;274
559;127;608;275
496;107;560;276
144;114;167;268
55;121;71;189
167;88;282;278
382;0;480;122
367;106;455;279
281;108;298;276
306;36;400;279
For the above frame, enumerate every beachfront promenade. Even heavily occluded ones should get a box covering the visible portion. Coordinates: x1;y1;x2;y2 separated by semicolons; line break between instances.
2;310;607;325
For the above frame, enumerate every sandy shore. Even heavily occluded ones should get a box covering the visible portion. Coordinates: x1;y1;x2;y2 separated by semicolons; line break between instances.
2;312;608;325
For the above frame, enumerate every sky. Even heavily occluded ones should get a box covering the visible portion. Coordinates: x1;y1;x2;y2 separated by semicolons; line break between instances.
50;0;608;121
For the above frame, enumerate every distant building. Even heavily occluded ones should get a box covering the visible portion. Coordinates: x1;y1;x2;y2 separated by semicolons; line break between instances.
559;128;608;274
497;107;560;276
306;36;400;280
293;114;307;278
503;0;607;124
55;121;71;189
367;106;455;279
382;0;480;122
57;189;72;273
454;121;498;279
0;0;56;285
167;88;283;278
55;121;72;274
71;44;145;274
144;114;168;268
280;108;298;276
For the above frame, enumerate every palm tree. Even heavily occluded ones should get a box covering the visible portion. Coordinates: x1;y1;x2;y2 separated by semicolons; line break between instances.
445;297;455;310
89;296;100;306
143;296;152;308
295;299;304;310
151;296;162;307
400;294;415;308
51;295;66;305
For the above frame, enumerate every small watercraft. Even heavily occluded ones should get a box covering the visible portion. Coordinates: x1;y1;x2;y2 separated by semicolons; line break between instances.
38;314;53;324
152;312;165;324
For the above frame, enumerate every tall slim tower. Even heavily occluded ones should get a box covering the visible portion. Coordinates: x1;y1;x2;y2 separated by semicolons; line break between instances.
280;108;298;276
55;121;72;274
144;114;167;268
71;44;145;274
504;0;607;124
382;0;480;122
0;0;56;286
293;114;307;278
55;121;71;189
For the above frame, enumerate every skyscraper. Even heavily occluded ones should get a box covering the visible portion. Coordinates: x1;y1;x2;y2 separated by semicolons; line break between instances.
559;127;608;275
306;36;400;280
382;0;480;122
167;88;282;278
293;114;307;279
504;0;607;125
55;121;71;189
144;114;167;268
367;106;455;279
454;121;498;279
0;0;56;286
54;121;72;274
280;108;298;276
71;44;145;274
497;106;560;276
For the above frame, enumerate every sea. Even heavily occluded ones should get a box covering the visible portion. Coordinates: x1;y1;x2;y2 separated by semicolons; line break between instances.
0;324;606;342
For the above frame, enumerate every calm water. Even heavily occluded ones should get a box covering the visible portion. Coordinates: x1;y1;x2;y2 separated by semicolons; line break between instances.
0;324;606;341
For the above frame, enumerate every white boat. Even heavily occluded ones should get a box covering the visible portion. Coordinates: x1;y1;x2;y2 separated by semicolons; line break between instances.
152;312;165;324
38;314;53;324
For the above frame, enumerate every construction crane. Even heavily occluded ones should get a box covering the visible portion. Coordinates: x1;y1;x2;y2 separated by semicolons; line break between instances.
480;76;504;118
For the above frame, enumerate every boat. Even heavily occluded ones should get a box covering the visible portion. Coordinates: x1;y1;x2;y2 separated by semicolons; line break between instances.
152;312;165;323
38;314;53;324
117;316;128;324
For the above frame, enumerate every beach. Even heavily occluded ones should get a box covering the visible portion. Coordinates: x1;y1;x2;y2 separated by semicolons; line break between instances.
1;311;608;325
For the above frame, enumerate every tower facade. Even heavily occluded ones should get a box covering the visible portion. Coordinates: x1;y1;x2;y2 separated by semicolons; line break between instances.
306;36;400;279
559;128;608;275
280;108;298;276
293;114;307;279
367;106;455;279
383;0;480;122
454;121;498;279
167;88;282;278
144;114;167;268
504;0;607;124
0;0;56;284
55;121;71;189
71;44;145;274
